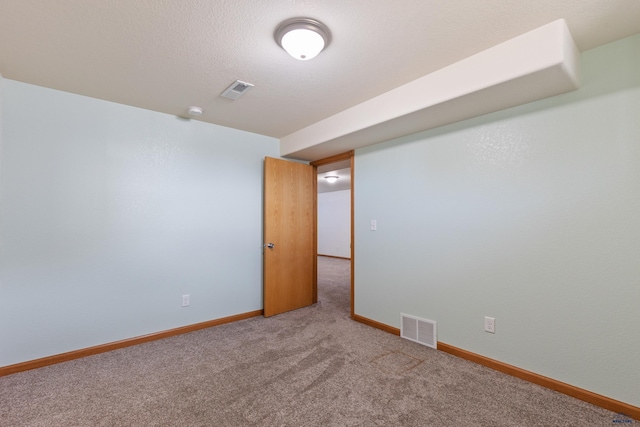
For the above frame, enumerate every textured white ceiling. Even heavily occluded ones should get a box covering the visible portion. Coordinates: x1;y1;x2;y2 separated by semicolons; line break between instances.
1;0;639;139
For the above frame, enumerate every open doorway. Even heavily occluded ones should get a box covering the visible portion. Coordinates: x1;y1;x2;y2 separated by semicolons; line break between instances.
317;165;350;259
311;153;354;317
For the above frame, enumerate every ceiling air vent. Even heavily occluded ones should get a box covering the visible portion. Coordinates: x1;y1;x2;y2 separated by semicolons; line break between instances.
220;80;254;100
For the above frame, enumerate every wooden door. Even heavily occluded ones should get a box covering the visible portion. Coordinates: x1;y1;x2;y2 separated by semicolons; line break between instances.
263;157;316;317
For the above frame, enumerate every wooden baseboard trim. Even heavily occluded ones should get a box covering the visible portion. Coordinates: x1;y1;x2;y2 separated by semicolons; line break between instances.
437;342;639;421
318;254;351;260
352;313;400;336
0;309;263;378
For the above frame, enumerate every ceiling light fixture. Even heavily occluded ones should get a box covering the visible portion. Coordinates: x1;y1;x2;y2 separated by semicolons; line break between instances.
324;175;339;183
187;106;203;116
274;18;331;61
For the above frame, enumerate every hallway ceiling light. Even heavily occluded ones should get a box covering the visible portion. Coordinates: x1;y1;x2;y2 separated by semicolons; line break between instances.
324;175;339;183
274;18;331;60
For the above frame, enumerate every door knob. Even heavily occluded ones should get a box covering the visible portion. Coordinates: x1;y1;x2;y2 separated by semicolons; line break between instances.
265;243;275;249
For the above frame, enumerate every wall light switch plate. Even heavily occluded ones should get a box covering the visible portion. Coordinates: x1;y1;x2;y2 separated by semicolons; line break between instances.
370;220;377;231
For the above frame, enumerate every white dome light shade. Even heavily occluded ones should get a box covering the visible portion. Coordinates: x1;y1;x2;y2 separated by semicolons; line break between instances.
281;29;325;60
275;18;331;61
187;106;203;116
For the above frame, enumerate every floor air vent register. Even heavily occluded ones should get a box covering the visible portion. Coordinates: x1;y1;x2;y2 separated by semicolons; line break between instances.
400;313;437;349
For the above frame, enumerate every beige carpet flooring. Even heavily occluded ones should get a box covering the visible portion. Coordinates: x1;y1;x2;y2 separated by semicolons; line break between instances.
0;257;621;426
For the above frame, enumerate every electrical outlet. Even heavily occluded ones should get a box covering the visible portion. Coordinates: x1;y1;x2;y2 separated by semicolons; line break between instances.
484;316;495;333
182;294;190;307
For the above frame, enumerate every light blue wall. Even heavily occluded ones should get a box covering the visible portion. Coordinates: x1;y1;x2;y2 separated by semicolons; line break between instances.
354;34;640;406
0;79;279;366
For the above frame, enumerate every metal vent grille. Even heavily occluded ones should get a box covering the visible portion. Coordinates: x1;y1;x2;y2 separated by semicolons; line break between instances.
220;80;254;100
400;313;437;349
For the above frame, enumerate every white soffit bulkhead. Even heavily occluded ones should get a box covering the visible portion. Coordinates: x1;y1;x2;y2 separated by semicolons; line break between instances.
281;19;580;161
